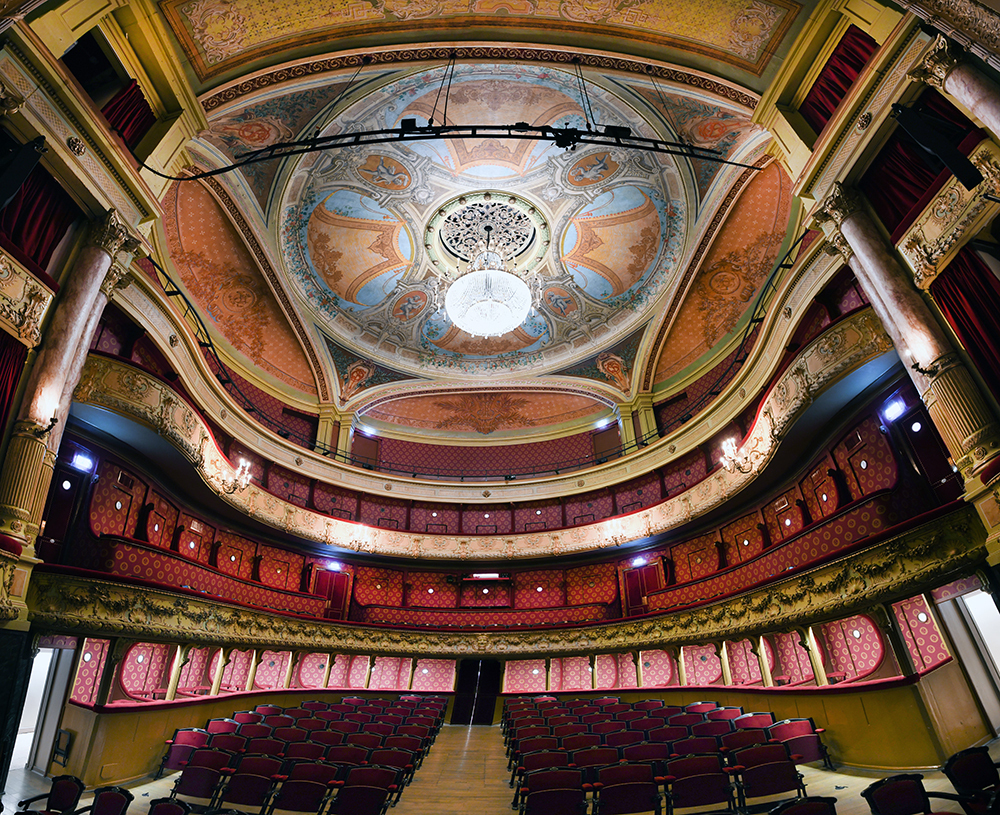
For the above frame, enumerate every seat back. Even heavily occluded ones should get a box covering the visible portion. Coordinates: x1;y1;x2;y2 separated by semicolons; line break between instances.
553;724;587;738
618;711;645;722
671;736;719;755
685;702;719;714
384;735;422;753
89;786;134;815
298;719;327;732
720;729;767;752
634;701;663;711
301;701;328;711
325;745;370;765
284;742;327;761
268;779;328;813
346;733;383;750
862;775;931;815
288;761;342;784
311;731;345;748
648;726;688;744
666;754;726;777
668;714;704;727
733;744;791;768
245;737;286;756
147;798;190;815
598;763;653;785
254;705;283;715
522;750;570;773
571;747;620;768
217;773;274;807
771;796;839;815
768;720;817;741
691;721;734;737
264;714;295;728
205;719;238;735
273;727;309;743
39;775;86;814
522;768;585;793
708;707;744;721
237;723;272;739
345;766;400;789
561;734;601;751
207;734;246;753
236;755;283;777
327;785;390;815
171;729;210;748
944;746;1000;796
605;731;644;748
738;761;804;800
368;748;415;770
628;719;660;732
329;721;362;735
522;787;587;815
232;712;263;724
734;712;776;730
622;743;672;763
187;749;234;771
592;722;625;735
363;723;394;737
285;708;312;720
171;766;223;801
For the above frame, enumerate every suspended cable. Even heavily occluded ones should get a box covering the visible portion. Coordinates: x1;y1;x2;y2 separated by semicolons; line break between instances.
572;58;595;131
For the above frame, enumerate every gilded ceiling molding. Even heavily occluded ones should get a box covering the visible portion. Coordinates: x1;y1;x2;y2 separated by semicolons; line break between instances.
73;307;893;559
195;175;330;401
26;505;985;655
0;250;52;349
894;0;1000;75
640;154;770;391
199;46;759;114
898;140;1000;289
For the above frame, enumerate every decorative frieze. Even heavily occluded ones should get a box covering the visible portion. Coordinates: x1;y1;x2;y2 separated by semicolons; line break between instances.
0;251;52;348
74;307;892;560
26;505;986;655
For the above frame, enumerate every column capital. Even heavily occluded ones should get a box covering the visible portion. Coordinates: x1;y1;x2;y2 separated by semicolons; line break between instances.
0;78;23;117
908;34;962;90
100;262;132;299
87;209;141;258
817;183;866;227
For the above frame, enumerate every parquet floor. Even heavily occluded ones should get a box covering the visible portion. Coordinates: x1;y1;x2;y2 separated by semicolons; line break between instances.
3;726;998;815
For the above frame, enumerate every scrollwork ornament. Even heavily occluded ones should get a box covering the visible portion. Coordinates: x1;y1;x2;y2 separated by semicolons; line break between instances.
908;34;962;90
0;80;24;116
88;210;140;259
100;263;132;298
817;182;865;227
66;137;86;157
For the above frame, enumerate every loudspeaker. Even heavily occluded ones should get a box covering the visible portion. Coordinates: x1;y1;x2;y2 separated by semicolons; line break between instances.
0;136;46;210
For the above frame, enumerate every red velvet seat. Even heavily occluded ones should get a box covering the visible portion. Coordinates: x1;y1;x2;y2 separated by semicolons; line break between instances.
571;747;621;782
594;763;663;815
234;755;283;777
368;747;417;791
635;701;664;711
156;729;210;778
205;719;239;735
309;731;345;748
732;759;806;811
648;726;688;745
169;766;226;808
73;787;133;815
328;721;362;735
300;701;328;712
146;798;189;815
207;733;246;753
244;737;287;758
555;724;588;738
667;714;704;728
232;711;264;724
186;748;236;771
287;762;343;784
943;746;1000;815
237;723;273;739
264;778;329;815
664;754;738;814
263;714;295;728
605;731;644;748
708;707;744;721
518;769;586;815
670;736;720;757
766;719;832;769
284;708;312;719
863;774;976;815
212;772;277;813
346;733;384;750
771;796;839;815
685;702;719;714
629;719;661;733
720;729;768;755
562;734;602;751
17;775;85;815
733;713;776;730
692;721;734;738
283;742;327;762
255;705;284;715
362;723;394;737
298;719;327;733
512;750;572;807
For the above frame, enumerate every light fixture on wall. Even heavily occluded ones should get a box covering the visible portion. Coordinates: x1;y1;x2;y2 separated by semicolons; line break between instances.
444;225;532;338
222;459;253;494
719;438;759;475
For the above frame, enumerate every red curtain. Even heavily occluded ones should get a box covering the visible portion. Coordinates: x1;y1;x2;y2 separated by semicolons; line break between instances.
0;161;80;287
800;25;878;135
930;247;1000;402
0;329;27;433
860;90;982;241
101;79;156;151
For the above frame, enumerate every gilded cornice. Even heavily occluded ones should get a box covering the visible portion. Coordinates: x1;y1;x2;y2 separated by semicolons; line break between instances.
0;249;52;348
894;0;1000;76
26;505;985;655
73;307;893;559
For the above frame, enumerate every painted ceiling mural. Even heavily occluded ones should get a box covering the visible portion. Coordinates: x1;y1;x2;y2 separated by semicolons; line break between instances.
361;390;608;437
162;182;319;395
272;61;733;382
164;0;801;83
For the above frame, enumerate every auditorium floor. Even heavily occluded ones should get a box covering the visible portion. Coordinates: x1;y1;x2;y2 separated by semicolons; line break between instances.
3;726;999;815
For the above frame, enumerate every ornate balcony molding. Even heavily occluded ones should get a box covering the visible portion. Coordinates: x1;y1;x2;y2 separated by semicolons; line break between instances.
74;307;893;560
26;505;985;655
0;250;52;348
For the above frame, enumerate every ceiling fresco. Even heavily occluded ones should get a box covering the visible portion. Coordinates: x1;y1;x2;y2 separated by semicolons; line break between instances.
275;61;706;382
163;0;801;83
161;182;319;396
360;390;608;436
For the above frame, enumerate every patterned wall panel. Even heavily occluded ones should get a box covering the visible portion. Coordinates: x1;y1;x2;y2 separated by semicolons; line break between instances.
297;653;329;688
660;451;707;496
265;464;311;508
37;634;78;649
361;604;608;627
616;653;639;688
512;500;563;533
410;502;461;535
406;572;459;608
215;531;253;579
931;575;983;603
177;515;216;565
212;648;253;691
348;655;371;688
514;570;565;609
566;562;618;606
558;656;591;691
594;654;617;689
819;615;884;681
370;656;408;690
352;566;405;607
893;596;950;671
460;581;511;607
832;416;898;500
71;638;110;705
179;646;213;693
376;433;594;480
771;632;812;685
358;493;409;530
89;461;144;539
640;650;674;687
118;642;172;700
549;658;561;691
615;471;664;515
671;534;720;584
563;490;613;526
684;644;723;685
328;654;352;688
311;481;358;520
726;639;765;685
258;544;303;591
721;514;765;566
411;659;456;692
145;492;179;548
504;659;546;693
254;650;291;689
461;505;513;535
762;487;807;543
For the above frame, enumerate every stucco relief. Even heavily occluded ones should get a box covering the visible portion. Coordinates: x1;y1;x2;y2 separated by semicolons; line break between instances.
74;306;893;559
26;505;985;654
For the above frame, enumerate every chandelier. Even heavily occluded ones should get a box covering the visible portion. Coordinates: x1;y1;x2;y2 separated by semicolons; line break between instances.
444;225;532;338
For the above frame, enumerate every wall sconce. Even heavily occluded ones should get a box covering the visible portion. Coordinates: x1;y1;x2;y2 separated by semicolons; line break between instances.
222;459;252;494
910;360;940;378
32;416;58;438
720;437;759;474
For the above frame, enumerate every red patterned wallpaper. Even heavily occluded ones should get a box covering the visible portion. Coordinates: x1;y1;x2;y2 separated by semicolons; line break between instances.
361;604;608;627
90;461;143;539
931;575;983;603
555;656;591;691
514;570;565;609
512;500;563;533
358;493;409;530
266;465;311;508
616;653;639;689
348;655;370;688
684;644;722;685
564;490;613;526
118;642;172;700
671;534;720;583
370;656;408;690
640;650;675;687
410;502;462;535
549;657;561;691
37;634;78;649
411;659;456;692
258;544;303;591
721;513;765;566
71;638;110;705
254;650;291;689
832;416;898;500
615;471;664;515
177;514;216;565
328;654;352;688
179;646;213;693
407;572;459;608
311;481;359;520
594;653;617;689
297;653;329;688
819;615;884;681
214;531;254;580
353;566;405;607
772;632;812;685
893;596;950;671
213;648;253;691
660;451;707;496
460;581;511;607
762;487;808;543
505;659;546;693
376;432;594;479
726;639;774;686
462;505;513;535
144;492;179;548
566;562;618;606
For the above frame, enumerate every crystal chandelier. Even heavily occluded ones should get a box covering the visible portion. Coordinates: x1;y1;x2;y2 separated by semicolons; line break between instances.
444;225;532;338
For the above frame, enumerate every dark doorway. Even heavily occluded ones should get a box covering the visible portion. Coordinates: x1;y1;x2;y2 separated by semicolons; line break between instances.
450;659;502;725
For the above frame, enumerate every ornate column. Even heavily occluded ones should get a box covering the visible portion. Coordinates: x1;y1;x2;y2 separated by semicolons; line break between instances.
363;655;376;689
322;654;334;689
801;628;829;686
715;642;734;686
675;646;688;686
94;639;129;706
209;648;231;696
544;658;552;692
751;637;775;688
164;644;192;702
283;651;298;689
589;654;598;690
244;649;261;692
632;651;644;688
0;210;138;549
910;34;1000;141
869;605;919;678
407;658;417;691
816;184;1000;477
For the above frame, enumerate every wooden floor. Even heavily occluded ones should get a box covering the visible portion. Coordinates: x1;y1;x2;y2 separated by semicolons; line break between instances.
3;725;998;815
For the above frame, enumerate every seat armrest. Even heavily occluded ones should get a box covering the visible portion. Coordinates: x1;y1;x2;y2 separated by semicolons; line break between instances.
18;794;47;808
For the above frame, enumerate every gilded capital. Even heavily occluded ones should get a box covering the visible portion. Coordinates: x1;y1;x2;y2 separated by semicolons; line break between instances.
100;263;132;299
908;34;962;90
0;79;23;117
818;183;865;227
87;209;138;258
822;230;854;263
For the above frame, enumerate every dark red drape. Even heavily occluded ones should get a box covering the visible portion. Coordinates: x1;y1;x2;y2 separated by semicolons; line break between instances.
800;25;879;135
101;79;156;151
0;161;80;287
0;329;27;433
931;247;1000;403
860;90;983;241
